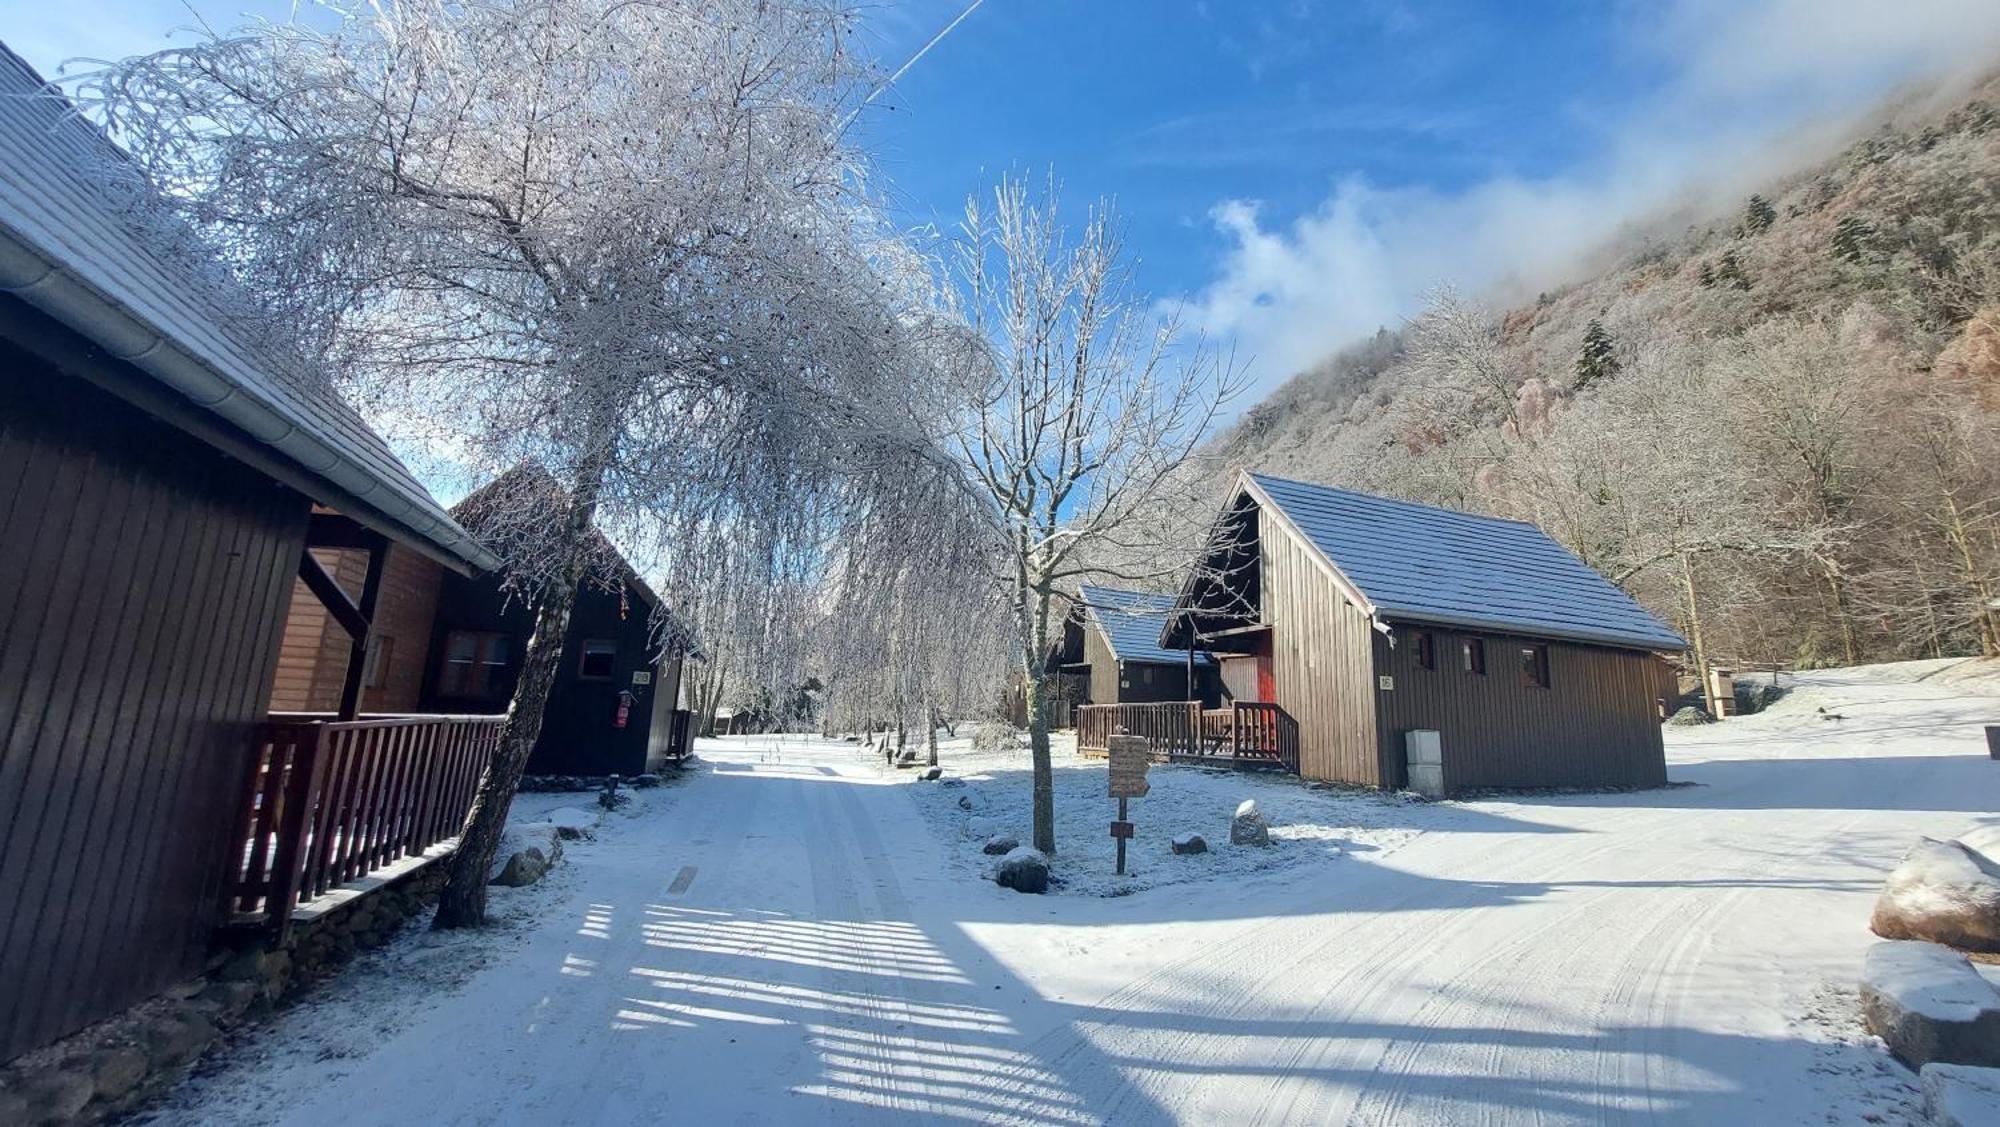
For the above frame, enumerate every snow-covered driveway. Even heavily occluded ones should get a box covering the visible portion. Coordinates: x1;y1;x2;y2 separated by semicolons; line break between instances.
158;662;2000;1125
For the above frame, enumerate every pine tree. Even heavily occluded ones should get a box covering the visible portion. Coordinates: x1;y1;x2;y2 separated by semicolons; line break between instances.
1830;214;1874;264
1716;250;1752;289
1575;318;1619;390
1743;194;1776;234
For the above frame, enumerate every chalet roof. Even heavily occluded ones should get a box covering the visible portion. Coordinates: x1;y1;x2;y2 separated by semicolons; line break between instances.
1245;472;1688;652
0;45;494;574
1077;584;1214;666
452;465;699;657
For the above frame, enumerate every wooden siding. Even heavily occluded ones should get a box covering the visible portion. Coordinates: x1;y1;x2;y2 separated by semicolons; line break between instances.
269;543;443;714
1261;509;1385;785
1083;623;1120;705
0;343;307;1062
1373;626;1672;790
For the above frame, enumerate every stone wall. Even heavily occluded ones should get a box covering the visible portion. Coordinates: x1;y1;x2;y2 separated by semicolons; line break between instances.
0;863;450;1125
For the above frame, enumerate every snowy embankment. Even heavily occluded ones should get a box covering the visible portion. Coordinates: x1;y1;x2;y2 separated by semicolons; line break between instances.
904;729;1428;897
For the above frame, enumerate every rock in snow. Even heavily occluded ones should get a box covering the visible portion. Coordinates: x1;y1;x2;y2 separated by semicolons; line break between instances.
490;824;564;887
981;835;1019;856
542;807;598;841
1922;1062;2000;1127
1172;833;1208;855
1231;801;1271;847
919;765;943;781
1859;940;2000;1069
995;847;1050;894
1872;837;2000;952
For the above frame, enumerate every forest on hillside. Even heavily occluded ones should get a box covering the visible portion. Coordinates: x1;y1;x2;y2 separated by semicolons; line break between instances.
1207;71;2000;675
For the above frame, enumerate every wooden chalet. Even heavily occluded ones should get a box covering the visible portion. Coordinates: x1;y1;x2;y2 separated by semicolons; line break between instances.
1150;472;1686;792
0;47;503;1063
1054;584;1222;707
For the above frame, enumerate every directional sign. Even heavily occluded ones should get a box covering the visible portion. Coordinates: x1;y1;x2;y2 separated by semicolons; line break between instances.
1107;734;1151;799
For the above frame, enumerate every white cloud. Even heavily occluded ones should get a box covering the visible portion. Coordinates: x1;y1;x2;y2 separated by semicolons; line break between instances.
1185;0;2000;397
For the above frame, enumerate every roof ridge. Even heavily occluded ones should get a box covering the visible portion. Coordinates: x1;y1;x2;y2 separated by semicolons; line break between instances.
1246;470;1538;528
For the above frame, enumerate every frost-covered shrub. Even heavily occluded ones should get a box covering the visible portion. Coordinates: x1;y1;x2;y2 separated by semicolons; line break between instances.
973;722;1024;754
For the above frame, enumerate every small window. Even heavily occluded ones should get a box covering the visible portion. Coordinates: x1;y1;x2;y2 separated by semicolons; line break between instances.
441;630;510;699
1520;644;1550;689
1413;631;1436;671
1460;638;1485;675
362;635;394;689
578;639;617;681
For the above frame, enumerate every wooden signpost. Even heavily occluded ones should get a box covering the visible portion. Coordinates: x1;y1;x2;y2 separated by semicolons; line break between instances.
1107;733;1150;875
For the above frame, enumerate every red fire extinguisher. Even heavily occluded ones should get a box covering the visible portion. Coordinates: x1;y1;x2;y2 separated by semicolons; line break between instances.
614;690;636;729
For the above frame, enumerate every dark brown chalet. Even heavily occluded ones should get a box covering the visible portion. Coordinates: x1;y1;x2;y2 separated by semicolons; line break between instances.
1161;472;1687;792
0;47;499;1064
1050;584;1221;707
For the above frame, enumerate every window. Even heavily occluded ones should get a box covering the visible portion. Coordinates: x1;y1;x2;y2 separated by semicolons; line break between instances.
361;635;395;689
1460;638;1486;675
578;639;617;681
1520;643;1550;689
1413;630;1436;671
441;631;511;699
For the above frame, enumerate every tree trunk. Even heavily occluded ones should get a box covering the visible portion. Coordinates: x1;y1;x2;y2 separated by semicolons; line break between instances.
434;469;603;930
1025;671;1054;854
926;699;939;767
1823;566;1858;665
1679;553;1713;712
1942;492;2000;656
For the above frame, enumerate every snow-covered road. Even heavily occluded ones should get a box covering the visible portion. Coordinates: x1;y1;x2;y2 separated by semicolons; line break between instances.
156;661;2000;1125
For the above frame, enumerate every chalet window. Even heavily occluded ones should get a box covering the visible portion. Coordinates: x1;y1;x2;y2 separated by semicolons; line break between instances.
441;631;510;699
578;639;617;681
1520;643;1550;689
361;635;394;690
1460;638;1485;675
1413;631;1436;671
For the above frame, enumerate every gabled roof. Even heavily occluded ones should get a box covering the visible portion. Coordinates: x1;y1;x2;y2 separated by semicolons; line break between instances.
1245;472;1688;652
1077;583;1214;666
0;44;494;574
453;465;699;657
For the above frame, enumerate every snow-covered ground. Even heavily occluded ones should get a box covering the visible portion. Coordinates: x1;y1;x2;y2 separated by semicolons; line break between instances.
147;658;2000;1125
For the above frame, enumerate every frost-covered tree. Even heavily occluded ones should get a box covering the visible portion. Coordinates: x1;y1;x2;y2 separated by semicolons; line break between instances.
1574;317;1619;391
946;176;1237;855
1743;194;1777;235
82;0;935;926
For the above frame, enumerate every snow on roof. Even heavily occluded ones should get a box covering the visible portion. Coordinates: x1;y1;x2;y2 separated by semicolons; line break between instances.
1246;472;1688;652
0;44;493;573
1077;583;1214;666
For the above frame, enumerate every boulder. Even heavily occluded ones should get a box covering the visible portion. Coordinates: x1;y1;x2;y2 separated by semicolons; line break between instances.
920;766;944;781
896;749;919;767
982;835;1020;856
142;1012;217;1068
89;1045;150;1102
1230;800;1271;847
543;807;598;840
1872;837;2000;952
1665;706;1713;727
490;824;564;887
1922;1063;2000;1127
1860;940;2000;1069
995;847;1050;894
1171;833;1208;856
629;773;663;789
16;1067;94;1124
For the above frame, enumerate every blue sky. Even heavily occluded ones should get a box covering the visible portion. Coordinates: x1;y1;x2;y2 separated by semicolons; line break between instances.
11;1;2000;395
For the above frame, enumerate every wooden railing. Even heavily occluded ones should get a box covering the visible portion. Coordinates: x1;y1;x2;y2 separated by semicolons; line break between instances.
226;714;503;937
1078;701;1298;773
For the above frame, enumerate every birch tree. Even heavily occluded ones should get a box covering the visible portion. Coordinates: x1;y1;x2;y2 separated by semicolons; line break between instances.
84;0;931;926
947;176;1238;855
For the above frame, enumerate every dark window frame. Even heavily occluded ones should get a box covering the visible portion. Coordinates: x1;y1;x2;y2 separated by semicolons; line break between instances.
1460;637;1486;675
441;630;511;699
1413;630;1436;672
578;638;618;681
1519;643;1551;689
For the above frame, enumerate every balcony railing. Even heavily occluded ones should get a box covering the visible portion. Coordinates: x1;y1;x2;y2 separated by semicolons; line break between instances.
225;714;504;937
1077;701;1298;773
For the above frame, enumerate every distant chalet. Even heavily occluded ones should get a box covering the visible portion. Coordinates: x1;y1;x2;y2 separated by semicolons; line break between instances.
1050;584;1221;707
1165;472;1687;791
